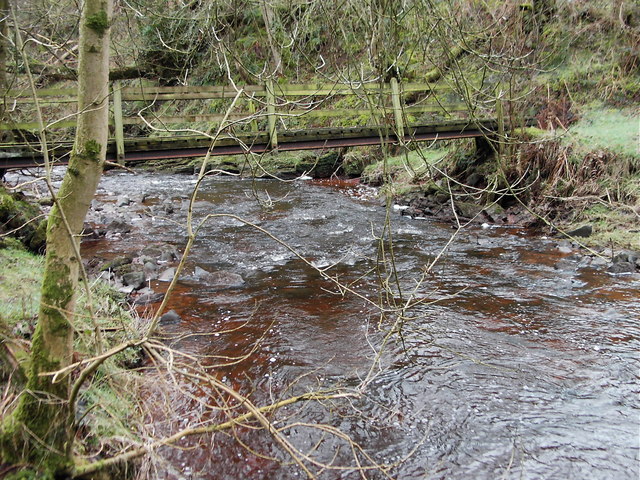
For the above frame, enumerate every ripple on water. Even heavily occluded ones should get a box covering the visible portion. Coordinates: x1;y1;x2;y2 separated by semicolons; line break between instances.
84;172;639;480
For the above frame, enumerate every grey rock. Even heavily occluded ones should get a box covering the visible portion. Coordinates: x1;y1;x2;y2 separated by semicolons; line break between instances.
100;255;133;271
158;267;176;282
116;195;131;207
144;261;158;272
122;271;146;290
107;219;132;234
613;250;639;264
193;266;209;278
607;261;637;274
589;255;609;267
159;309;181;324
143;262;158;280
160;249;177;262
141;243;179;262
557;243;573;254
118;285;135;294
567;225;593;238
132;292;165;305
209;271;245;288
188;267;245;289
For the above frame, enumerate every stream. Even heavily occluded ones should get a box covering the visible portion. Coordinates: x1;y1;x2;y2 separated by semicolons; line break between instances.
83;171;639;480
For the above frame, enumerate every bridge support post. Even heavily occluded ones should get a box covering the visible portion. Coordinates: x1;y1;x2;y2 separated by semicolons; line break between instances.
390;77;405;143
248;96;258;132
112;81;125;164
266;78;278;149
496;90;505;155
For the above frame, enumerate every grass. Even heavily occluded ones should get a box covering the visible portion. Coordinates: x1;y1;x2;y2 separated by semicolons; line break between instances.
0;248;43;332
568;106;640;159
575;203;640;250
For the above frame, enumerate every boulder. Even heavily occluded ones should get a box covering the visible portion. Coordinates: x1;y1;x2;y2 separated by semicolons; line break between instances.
567;225;593;238
132;291;165;305
100;255;133;271
208;270;245;288
106;218;132;234
122;271;146;290
159;309;181;324
607;262;637;274
142;243;179;263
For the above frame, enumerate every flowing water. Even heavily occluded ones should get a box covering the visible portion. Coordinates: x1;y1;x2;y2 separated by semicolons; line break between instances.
86;171;639;480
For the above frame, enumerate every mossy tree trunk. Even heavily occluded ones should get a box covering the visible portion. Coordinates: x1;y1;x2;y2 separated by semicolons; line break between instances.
0;0;112;474
0;0;7;91
1;0;9;141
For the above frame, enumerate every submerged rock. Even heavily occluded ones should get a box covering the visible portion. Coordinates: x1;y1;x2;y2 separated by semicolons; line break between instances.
159;309;181;324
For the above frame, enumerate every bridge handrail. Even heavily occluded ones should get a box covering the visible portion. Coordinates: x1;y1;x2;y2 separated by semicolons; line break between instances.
3;80;499;162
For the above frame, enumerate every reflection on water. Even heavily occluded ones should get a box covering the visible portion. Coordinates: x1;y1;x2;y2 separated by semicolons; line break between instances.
87;172;639;479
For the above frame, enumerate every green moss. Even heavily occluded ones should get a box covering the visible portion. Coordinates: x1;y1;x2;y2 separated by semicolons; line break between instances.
86;10;109;36
362;147;449;185
0;187;46;253
40;259;73;321
0;236;25;250
84;139;102;161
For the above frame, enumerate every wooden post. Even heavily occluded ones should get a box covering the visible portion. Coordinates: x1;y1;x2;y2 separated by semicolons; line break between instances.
247;96;258;132
390;77;405;142
112;81;125;164
496;85;505;155
265;78;278;148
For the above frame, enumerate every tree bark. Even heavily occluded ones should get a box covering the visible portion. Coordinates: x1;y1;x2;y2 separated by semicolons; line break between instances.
0;0;112;474
261;0;283;76
1;0;8;123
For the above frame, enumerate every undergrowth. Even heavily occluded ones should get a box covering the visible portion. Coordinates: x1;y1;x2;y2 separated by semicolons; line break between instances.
0;248;143;474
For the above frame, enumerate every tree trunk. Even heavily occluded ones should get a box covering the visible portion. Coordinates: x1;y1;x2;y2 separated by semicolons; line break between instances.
1;0;8;129
0;0;112;474
260;0;282;76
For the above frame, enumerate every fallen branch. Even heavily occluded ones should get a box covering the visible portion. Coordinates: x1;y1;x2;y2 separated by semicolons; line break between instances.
72;390;355;477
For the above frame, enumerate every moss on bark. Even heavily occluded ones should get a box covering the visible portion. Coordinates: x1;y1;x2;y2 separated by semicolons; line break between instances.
86;10;109;36
0;187;46;253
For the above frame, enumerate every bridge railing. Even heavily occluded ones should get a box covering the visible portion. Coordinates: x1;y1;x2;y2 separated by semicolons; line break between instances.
2;80;498;162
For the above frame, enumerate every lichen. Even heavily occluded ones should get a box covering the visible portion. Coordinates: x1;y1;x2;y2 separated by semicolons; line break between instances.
86;10;109;36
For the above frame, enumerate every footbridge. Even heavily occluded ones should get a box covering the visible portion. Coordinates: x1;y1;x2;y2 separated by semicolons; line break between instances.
0;79;505;169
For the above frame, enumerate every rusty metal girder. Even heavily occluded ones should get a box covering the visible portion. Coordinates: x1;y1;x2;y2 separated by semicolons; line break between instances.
0;122;495;170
